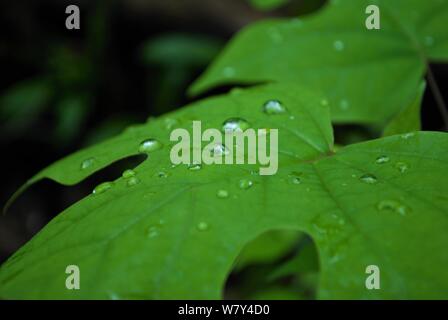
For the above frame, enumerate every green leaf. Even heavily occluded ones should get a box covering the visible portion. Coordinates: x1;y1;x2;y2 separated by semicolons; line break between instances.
248;0;289;12
1;83;448;299
382;81;424;137
190;0;448;128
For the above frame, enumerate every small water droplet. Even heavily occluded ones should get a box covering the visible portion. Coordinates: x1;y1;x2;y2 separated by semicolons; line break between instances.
401;132;415;139
164;118;179;130
81;157;96;170
262;100;287;115
188;163;202;171
230;87;243;96
359;173;378;184
139;139;163;153
339;99;349;110
223;66;235;78
395;162;409;173
216;189;229;199
320;99;329;106
375;155;390;164
268;27;283;43
210;144;230;157
424;36;434;47
146;225;160;238
377;200;410;216
93;182;113;195
157;171;169;178
288;172;302;185
197;222;209;231
289;115;295;120
127;177;140;187
222;118;250;132
333;40;345;51
122;169;136;179
238;179;253;190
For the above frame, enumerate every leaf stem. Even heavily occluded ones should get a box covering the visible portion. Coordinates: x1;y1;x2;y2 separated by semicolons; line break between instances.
426;65;448;131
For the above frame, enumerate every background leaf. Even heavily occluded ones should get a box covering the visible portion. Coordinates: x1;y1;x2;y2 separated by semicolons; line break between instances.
190;0;448;129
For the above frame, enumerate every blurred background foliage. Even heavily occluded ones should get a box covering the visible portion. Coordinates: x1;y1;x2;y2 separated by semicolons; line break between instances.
0;0;446;299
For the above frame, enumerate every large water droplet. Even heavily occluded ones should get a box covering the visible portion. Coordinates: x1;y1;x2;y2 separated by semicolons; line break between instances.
222;118;250;132
375;155;390;164
81;157;96;170
333;40;345;51
188;163;202;171
262;100;287;115
139;139;163;153
122;169;136;179
395;162;409;173
359;173;378;184
238;179;253;190
127;177;140;187
217;189;229;199
93;182;113;195
197;222;209;231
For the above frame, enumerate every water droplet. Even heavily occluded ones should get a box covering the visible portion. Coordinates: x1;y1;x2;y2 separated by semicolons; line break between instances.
146;226;160;238
262;100;287;115
238;179;253;190
164;118;179;130
424;36;434;46
188;163;202;171
223;66;235;78
401;132;415;139
320;99;329;106
230;88;243;96
339;99;349;110
290;18;303;28
375;155;390;164
127;177;140;187
138;139;163;153
288;172;302;185
377;200;410;216
289;115;295;120
93;182;113;195
222;118;250;132
157;171;169;178
81;157;95;170
197;222;209;231
333;40;345;51
210;144;230;157
268;27;283;43
395;162;409;173
359;173;378;184
122;169;136;179
216;189;229;199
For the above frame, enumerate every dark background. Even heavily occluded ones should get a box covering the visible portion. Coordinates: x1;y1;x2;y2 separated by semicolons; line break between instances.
0;0;446;295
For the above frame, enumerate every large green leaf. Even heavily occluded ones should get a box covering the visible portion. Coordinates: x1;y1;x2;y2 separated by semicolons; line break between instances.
190;0;448;128
1;83;448;299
